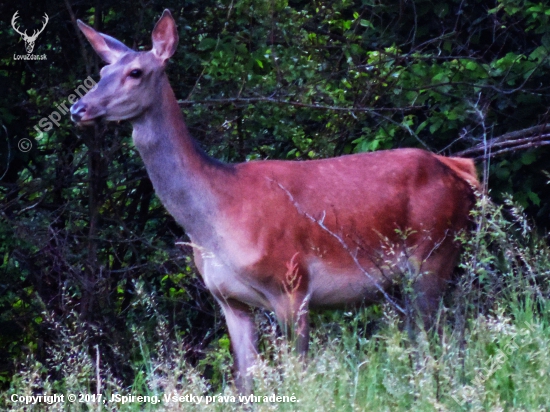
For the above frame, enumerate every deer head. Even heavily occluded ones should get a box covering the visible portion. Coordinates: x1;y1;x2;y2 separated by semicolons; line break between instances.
11;11;49;54
70;10;178;125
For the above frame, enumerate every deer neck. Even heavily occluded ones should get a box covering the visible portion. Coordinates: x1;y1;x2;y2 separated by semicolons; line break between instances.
130;75;224;246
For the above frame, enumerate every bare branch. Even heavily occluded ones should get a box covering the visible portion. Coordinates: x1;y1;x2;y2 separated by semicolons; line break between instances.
64;0;91;76
177;96;422;113
477;141;550;159
455;123;550;158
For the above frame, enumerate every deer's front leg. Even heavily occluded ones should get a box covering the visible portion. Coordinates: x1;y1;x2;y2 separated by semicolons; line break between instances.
274;292;310;357
218;299;257;394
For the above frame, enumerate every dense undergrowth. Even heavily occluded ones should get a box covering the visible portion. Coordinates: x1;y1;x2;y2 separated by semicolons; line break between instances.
3;194;550;411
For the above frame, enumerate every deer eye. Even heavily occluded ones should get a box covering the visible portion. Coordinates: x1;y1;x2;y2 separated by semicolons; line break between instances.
128;69;142;78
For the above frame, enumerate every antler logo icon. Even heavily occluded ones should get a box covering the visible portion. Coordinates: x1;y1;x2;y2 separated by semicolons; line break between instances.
11;11;49;54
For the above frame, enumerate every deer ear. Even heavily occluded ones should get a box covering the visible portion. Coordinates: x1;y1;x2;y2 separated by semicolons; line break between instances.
151;9;178;62
77;20;131;64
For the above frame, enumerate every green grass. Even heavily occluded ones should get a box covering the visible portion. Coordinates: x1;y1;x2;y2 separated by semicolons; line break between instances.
3;195;550;411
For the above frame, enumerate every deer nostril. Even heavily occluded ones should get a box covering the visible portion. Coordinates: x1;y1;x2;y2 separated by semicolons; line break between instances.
70;102;87;122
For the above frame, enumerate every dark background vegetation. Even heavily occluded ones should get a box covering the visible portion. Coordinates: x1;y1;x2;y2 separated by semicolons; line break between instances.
1;0;550;389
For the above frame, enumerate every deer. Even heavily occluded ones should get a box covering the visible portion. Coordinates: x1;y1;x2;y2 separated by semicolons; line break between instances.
11;11;49;54
70;10;479;393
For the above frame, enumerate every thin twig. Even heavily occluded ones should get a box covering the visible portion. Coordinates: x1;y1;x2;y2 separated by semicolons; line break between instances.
270;178;406;314
0;125;11;181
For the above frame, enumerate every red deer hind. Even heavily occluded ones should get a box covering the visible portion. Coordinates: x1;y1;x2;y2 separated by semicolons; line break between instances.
70;10;479;393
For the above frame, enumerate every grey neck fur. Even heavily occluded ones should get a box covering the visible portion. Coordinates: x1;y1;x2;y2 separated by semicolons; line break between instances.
130;75;221;246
